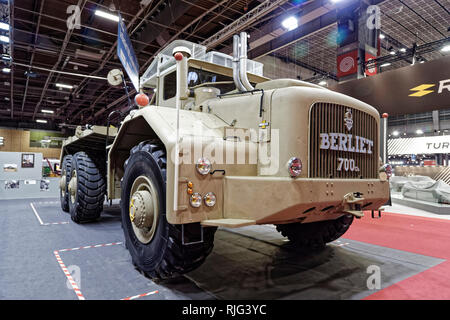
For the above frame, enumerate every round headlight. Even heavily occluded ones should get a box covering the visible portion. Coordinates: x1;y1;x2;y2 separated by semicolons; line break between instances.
287;157;302;177
196;157;211;175
204;192;216;207
383;164;392;179
190;193;202;208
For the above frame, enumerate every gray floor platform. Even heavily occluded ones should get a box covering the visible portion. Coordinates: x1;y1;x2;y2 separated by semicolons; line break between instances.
0;198;444;300
391;193;450;215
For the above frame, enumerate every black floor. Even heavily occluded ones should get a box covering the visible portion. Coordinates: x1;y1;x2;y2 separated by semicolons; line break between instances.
0;198;444;300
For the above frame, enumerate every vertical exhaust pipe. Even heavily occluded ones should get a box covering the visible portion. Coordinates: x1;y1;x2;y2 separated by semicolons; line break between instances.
239;32;254;91
232;35;246;92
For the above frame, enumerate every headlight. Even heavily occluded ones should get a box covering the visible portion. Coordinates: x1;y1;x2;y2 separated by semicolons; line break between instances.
196;157;211;175
190;193;202;208
383;164;392;179
287;157;302;177
204;192;216;207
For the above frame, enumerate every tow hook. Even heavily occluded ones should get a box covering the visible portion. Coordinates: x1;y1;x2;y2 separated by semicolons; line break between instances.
342;192;365;219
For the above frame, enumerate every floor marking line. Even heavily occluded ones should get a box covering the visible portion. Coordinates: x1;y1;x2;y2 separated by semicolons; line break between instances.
53;241;126;300
53;250;85;300
55;242;123;253
30;202;70;226
30;202;44;225
121;290;159;300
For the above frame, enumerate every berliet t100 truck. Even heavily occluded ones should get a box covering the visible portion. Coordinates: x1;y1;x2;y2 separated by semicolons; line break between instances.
59;33;390;279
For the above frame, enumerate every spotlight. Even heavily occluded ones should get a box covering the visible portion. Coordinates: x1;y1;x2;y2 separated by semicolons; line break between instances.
95;10;120;22
0;22;9;31
281;16;298;31
0;35;10;43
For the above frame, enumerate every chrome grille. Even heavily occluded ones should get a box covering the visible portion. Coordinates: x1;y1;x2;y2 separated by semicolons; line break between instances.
309;103;378;179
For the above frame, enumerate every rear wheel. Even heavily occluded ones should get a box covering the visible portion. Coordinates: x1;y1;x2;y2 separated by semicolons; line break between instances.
68;152;106;223
60;155;72;212
276;215;354;250
121;141;217;279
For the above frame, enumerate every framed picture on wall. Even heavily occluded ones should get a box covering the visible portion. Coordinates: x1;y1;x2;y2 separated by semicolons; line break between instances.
21;153;35;168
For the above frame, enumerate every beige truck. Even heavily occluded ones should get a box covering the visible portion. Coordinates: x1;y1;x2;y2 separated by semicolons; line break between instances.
60;33;390;279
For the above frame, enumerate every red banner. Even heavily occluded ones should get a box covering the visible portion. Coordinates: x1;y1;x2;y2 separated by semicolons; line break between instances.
365;52;377;76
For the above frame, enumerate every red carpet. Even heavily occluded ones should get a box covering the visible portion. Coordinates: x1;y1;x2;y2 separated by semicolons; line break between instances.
344;211;450;300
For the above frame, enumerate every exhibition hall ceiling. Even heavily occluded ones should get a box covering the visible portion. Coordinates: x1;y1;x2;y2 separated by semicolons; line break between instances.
0;0;448;129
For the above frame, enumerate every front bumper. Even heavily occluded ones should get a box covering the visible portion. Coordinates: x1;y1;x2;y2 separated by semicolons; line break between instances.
222;177;390;224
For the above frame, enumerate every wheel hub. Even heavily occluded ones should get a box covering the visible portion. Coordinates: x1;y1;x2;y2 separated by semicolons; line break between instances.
128;175;159;244
129;190;154;229
68;170;77;204
60;173;66;195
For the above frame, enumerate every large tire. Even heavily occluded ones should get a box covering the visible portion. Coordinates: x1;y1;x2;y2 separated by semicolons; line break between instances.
276;215;354;250
121;141;217;280
68;152;106;223
60;155;72;212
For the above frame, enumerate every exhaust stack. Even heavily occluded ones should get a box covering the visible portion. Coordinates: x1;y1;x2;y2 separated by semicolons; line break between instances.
239;32;254;91
232;35;246;92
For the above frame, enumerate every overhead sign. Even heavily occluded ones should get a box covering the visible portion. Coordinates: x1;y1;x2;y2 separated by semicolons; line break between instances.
117;13;140;91
365;52;377;77
337;50;358;78
331;55;450;115
388;135;450;155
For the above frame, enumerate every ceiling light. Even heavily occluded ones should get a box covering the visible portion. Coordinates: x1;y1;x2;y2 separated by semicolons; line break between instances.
380;62;391;67
0;22;9;31
319;80;327;86
379;34;385;39
392;130;399;136
2;67;11;73
389;50;396;55
41;109;54;114
95;10;120;22
55;83;73;89
400;48;406;53
1;54;11;61
441;44;450;52
0;35;9;43
36;119;48;124
281;16;298;31
416;129;424;135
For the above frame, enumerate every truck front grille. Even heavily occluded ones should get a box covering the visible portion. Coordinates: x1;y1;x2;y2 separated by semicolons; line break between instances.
309;103;378;179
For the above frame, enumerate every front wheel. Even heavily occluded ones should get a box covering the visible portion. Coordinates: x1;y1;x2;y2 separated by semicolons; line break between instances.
121;141;216;279
276;215;354;250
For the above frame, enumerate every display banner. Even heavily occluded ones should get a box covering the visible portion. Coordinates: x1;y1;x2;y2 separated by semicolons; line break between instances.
388;135;450;155
337;50;358;78
117;13;140;91
365;52;377;76
331;55;450;115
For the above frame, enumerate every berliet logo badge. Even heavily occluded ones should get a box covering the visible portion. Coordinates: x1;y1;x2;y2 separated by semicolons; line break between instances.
344;108;353;131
